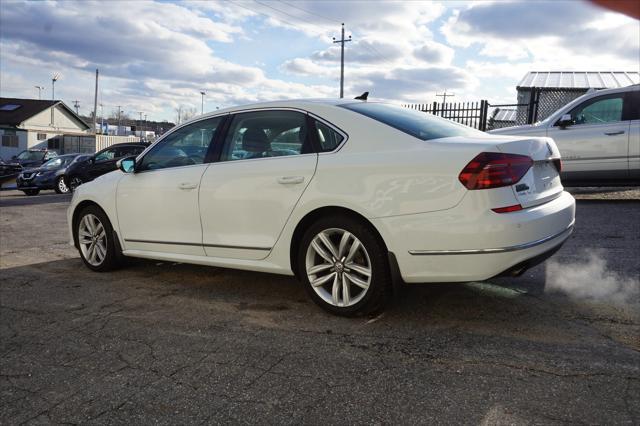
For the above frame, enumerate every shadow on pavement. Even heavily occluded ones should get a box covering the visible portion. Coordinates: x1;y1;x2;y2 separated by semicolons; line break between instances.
0;191;71;207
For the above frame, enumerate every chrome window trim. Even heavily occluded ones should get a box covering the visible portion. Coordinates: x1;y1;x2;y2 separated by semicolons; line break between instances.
408;220;574;256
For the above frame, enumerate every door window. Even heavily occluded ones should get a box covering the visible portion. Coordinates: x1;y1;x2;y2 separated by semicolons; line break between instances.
569;95;624;125
221;110;311;161
138;116;223;171
94;148;117;162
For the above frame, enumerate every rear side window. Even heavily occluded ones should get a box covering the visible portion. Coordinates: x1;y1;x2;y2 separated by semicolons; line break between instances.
340;102;483;141
314;120;344;152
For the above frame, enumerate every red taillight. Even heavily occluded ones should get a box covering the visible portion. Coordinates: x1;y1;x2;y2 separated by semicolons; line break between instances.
458;152;533;190
492;204;523;213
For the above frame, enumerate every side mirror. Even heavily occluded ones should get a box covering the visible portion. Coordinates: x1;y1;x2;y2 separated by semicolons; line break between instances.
557;114;573;128
11;155;17;160
117;156;136;173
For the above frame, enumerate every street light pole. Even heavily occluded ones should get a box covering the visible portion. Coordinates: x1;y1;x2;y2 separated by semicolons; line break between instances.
200;90;206;115
51;73;59;126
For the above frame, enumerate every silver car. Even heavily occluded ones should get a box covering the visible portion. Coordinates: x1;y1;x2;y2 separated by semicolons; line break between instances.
490;85;639;185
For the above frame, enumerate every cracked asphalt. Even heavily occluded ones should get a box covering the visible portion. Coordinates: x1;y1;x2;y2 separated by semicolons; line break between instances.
1;189;639;424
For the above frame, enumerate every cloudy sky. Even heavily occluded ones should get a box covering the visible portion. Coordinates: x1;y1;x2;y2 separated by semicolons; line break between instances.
0;0;638;122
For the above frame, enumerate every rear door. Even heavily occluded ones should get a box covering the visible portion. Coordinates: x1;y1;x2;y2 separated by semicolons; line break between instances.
546;92;628;178
625;89;640;179
199;110;317;260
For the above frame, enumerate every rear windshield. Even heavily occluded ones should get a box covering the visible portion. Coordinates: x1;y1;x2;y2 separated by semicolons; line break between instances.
340;102;483;141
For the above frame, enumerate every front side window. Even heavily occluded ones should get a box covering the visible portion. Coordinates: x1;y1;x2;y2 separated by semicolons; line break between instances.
221;110;311;162
94;148;117;162
340;102;483;141
315;120;344;152
17;150;44;161
138;116;222;171
568;95;623;125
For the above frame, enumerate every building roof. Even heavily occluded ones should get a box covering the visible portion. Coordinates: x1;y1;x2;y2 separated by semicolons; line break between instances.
0;97;90;129
517;71;640;90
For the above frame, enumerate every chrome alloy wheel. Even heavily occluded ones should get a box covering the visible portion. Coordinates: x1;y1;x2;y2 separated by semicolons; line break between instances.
78;214;107;266
57;177;69;193
305;228;372;307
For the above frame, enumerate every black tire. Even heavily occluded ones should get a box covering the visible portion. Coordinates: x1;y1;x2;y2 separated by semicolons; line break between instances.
54;176;70;194
74;205;122;272
22;189;40;196
297;215;392;317
69;176;83;192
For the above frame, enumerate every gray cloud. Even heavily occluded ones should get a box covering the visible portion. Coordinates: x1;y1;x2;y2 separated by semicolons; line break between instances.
311;40;407;64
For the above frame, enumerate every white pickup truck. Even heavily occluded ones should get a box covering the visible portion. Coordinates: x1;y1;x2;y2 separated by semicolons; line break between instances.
490;85;639;185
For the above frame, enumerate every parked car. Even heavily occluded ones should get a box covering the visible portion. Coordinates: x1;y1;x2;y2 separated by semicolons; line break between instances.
16;153;92;195
68;100;575;316
490;85;640;185
0;149;58;186
65;143;148;191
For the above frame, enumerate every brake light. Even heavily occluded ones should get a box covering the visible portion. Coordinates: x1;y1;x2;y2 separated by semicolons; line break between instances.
458;152;533;190
492;204;523;213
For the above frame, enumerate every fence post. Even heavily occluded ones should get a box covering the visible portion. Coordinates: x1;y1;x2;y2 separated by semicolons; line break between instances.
479;100;488;131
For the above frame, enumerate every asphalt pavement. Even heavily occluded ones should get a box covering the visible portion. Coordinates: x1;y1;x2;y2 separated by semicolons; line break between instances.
1;188;638;424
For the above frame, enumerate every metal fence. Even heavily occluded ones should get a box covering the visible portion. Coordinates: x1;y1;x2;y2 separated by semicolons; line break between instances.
404;100;490;131
403;89;549;131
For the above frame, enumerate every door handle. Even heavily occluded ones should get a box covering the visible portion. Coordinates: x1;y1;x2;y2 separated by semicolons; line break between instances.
277;176;304;185
604;131;625;136
179;182;198;190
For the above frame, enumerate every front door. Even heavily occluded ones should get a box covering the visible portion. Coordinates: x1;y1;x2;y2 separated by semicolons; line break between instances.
547;92;629;179
90;147;119;180
116;116;224;256
199;110;317;260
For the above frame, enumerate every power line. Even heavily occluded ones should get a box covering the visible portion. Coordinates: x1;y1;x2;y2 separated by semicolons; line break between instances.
233;2;327;37
253;0;330;34
277;0;341;25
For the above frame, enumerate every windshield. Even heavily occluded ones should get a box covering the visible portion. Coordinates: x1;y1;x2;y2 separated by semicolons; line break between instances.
16;151;45;161
340;102;484;141
42;155;75;169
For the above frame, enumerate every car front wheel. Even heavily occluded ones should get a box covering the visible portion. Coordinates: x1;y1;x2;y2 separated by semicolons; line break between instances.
75;205;121;272
55;176;70;194
298;216;392;316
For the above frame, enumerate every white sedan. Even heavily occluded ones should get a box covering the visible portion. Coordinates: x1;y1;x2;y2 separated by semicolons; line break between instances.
68;99;575;316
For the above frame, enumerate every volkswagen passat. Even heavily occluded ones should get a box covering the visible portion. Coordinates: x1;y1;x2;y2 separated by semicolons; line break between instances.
68;100;576;316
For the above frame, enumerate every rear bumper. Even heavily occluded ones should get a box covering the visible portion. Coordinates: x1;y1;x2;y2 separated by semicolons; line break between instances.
372;191;576;283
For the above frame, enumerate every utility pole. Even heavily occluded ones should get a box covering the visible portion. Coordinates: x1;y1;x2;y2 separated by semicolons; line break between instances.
34;86;44;100
436;90;455;104
332;23;352;98
73;100;80;115
92;69;99;134
200;90;206;115
51;73;60;126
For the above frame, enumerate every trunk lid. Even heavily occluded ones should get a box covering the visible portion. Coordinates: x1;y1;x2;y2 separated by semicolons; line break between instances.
495;136;563;208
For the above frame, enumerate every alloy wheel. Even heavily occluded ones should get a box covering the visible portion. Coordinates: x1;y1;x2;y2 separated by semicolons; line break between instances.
305;228;372;307
57;177;69;193
78;214;107;266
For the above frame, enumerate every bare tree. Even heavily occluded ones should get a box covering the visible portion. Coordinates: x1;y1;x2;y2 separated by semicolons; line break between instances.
175;106;183;124
181;106;198;122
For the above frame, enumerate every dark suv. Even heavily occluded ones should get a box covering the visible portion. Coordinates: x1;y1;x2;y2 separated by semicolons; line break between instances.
66;143;148;191
0;149;58;185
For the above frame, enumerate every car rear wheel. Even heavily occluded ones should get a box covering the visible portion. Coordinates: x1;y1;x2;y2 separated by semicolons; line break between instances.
75;205;121;272
69;176;83;192
55;176;70;194
298;215;391;316
22;189;40;196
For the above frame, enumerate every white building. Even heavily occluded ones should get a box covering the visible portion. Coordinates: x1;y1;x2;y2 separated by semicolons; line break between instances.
0;97;91;160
